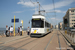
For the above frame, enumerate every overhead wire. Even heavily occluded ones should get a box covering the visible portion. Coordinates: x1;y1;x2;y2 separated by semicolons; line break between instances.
52;0;57;28
30;0;35;4
30;0;53;23
39;3;52;23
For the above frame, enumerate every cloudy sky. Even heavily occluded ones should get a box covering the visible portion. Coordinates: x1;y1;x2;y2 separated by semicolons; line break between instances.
0;0;75;28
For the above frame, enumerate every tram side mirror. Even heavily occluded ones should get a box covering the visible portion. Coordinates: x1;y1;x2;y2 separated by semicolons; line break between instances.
29;20;32;24
29;21;30;24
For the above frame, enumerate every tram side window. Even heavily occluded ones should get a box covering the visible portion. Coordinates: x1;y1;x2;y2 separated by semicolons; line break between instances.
48;23;50;27
45;22;50;27
45;22;47;27
47;23;48;27
41;21;44;28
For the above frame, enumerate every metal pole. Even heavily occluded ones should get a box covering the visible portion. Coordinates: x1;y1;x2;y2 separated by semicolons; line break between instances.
14;15;15;36
22;22;23;36
39;4;40;14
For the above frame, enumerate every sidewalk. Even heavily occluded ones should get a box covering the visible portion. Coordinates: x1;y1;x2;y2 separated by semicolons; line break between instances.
0;31;29;44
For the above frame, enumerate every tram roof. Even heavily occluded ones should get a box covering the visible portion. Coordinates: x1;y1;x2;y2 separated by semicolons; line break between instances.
33;14;45;16
32;14;51;24
32;14;45;19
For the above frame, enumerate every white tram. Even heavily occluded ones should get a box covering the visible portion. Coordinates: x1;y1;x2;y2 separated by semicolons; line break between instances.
30;14;52;37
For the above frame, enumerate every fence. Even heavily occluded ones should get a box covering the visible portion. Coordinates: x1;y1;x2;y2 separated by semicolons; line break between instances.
0;30;27;37
61;30;75;46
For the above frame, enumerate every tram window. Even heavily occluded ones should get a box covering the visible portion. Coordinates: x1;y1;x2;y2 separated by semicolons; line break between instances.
45;22;50;27
47;23;48;27
47;23;50;27
45;22;47;27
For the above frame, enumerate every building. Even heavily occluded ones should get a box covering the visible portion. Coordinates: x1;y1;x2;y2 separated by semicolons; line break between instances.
50;24;53;29
63;8;75;29
58;22;63;30
55;25;58;29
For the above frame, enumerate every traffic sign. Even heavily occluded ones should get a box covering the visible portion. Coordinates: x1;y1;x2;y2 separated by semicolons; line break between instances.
11;19;19;22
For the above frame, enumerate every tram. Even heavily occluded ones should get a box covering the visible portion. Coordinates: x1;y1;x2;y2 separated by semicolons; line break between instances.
30;14;52;37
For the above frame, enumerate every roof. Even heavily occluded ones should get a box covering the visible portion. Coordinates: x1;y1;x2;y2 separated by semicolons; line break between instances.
33;14;45;16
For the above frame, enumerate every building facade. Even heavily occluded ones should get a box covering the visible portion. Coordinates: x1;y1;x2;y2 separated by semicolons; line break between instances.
63;8;75;29
55;25;58;29
58;22;63;30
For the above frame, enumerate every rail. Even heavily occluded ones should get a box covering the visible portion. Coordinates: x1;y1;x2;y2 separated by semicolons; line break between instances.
0;30;27;37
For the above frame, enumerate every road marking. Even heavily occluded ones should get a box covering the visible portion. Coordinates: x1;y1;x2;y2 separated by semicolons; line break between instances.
57;41;58;43
0;42;3;44
50;41;52;43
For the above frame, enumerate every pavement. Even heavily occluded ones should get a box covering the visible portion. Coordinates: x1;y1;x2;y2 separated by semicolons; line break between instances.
0;29;74;50
0;31;28;44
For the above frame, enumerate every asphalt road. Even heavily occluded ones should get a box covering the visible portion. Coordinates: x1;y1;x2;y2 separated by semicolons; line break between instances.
0;29;73;50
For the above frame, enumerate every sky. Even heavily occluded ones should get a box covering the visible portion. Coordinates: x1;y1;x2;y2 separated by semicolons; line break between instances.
0;0;75;28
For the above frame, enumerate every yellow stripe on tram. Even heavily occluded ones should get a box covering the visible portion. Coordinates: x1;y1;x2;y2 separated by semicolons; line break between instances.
34;30;37;33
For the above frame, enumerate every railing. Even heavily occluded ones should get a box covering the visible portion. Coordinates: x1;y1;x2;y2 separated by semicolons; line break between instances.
0;31;5;37
61;30;75;46
0;30;26;37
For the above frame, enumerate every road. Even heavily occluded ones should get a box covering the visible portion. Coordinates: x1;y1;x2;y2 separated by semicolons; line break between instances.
0;29;73;50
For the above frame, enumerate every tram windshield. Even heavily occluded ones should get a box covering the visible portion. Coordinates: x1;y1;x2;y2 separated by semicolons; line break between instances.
32;19;44;28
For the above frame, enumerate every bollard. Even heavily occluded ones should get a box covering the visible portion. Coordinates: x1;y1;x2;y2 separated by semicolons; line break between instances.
70;32;72;41
72;32;74;43
73;32;75;43
66;31;69;38
65;30;67;34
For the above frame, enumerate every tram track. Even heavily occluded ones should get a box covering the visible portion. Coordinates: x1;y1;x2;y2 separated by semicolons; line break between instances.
30;34;48;50
28;31;54;50
28;30;55;50
44;32;55;50
0;36;40;50
0;30;60;50
57;30;61;50
44;29;61;50
0;36;31;49
0;35;29;46
14;38;39;50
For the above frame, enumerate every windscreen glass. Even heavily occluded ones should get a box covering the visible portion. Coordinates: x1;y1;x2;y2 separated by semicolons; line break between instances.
32;19;44;28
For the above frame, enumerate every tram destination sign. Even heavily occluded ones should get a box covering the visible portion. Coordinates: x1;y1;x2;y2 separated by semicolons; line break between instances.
32;18;41;20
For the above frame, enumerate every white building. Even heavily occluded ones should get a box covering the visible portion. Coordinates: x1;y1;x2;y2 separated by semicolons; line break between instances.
63;8;75;29
55;25;58;29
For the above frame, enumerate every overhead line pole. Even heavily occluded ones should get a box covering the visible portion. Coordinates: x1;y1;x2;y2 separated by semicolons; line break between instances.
39;3;40;14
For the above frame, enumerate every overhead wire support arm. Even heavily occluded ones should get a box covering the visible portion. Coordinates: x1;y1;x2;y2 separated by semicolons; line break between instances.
30;0;34;4
39;3;40;15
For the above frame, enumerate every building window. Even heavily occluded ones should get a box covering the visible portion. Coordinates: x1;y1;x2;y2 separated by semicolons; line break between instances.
73;20;75;21
71;14;74;15
71;10;74;12
72;17;75;18
72;20;75;21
